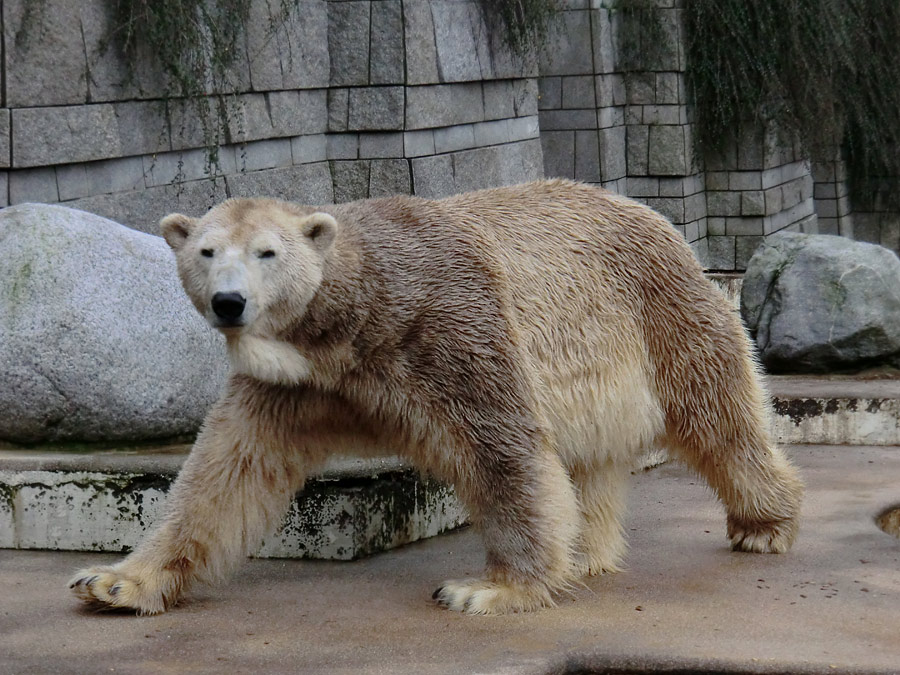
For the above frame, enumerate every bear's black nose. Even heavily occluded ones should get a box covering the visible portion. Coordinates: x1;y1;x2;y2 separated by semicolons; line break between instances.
211;292;246;320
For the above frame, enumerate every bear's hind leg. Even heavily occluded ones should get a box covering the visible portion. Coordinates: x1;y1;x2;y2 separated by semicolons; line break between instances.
433;447;581;614
570;459;630;576
669;419;803;554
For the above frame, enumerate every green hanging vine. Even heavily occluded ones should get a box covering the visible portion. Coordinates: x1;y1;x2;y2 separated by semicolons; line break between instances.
684;0;900;210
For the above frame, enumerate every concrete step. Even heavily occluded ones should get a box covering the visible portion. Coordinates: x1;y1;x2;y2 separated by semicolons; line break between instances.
770;374;900;446
1;375;896;559
0;448;465;560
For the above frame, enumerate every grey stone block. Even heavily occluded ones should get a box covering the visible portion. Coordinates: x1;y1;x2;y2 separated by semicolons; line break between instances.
484;81;516;120
57;157;145;201
500;139;544;185
406;83;484;129
707;217;725;236
225;94;271;145
239;138;294;172
0;173;8;207
707;191;741;217
269;90;329;137
167;97;218;153
330;160;371;203
735;235;764;270
642;8;681;71
684;192;706;222
142;147;237;187
541;131;575;179
765;187;783;215
326;134;360;160
328;1;371;86
656;73;680;104
538;110;598;131
328;88;350;132
67;178;228;234
625;106;643;125
227;162;334;204
348;87;405;131
627;125;649;176
359;132;404;159
648;125;687;176
642;105;681;125
626;73;655;105
596;74;626;107
645;197;684;224
114;102;171;157
691;236;710;268
597;106;624;129
729;171;762;191
0;111;10;168
514;78;540;117
542;10;594;76
658;177;685;197
627;177;660;197
452;146;502;194
403;130;436;158
741;190;765;216
707;236;736;270
473;120;511;147
272;1;331;90
507;116;540;141
432;1;489;81
599;125;627;182
370;1;404;84
705;171;728;191
13;106;120;168
291;134;328;164
368;159;411;197
562;76;596;109
725;216;764;236
9;168;59;204
575;130;601;182
404;0;440;85
434;125;476;154
4;0;87;107
782;178;803;210
591;8;617;74
0;204;227;443
539;77;562;110
412;154;455;198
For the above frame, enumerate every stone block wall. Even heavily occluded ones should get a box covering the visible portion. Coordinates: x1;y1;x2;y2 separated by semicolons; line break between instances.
703;125;816;270
0;0;542;233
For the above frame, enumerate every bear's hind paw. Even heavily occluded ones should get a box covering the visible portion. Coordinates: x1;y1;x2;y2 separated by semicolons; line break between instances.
432;578;553;615
727;516;798;554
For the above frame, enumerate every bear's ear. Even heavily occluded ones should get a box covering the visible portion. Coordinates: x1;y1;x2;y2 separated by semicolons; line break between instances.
298;212;338;252
160;213;197;251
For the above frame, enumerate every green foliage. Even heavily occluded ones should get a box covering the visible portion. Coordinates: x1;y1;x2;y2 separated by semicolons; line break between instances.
685;0;900;210
108;0;301;175
477;0;562;54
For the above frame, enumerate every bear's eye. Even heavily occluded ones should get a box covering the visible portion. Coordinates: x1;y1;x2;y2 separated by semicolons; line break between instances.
259;250;276;259
201;249;214;258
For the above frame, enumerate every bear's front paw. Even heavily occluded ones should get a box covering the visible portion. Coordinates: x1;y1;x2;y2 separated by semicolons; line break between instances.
727;515;798;554
68;565;176;615
432;578;553;615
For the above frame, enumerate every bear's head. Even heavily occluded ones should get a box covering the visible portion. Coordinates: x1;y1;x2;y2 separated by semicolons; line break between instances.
160;199;338;336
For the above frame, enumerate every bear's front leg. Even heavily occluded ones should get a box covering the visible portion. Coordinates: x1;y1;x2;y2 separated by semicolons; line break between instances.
433;433;581;615
69;378;309;614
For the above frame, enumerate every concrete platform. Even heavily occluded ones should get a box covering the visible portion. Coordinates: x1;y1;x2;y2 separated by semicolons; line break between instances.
1;445;898;674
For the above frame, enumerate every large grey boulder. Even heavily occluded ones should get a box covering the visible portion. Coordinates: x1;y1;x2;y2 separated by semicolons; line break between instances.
0;204;226;444
741;231;900;373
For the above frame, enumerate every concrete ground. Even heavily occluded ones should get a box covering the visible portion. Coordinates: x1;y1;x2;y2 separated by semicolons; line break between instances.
1;445;898;675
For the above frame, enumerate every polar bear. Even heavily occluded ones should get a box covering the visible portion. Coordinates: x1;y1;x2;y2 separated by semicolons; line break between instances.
69;179;803;615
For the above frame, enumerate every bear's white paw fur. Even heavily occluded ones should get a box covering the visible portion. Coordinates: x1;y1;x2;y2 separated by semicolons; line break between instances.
432;578;554;615
727;516;798;554
69;565;176;615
